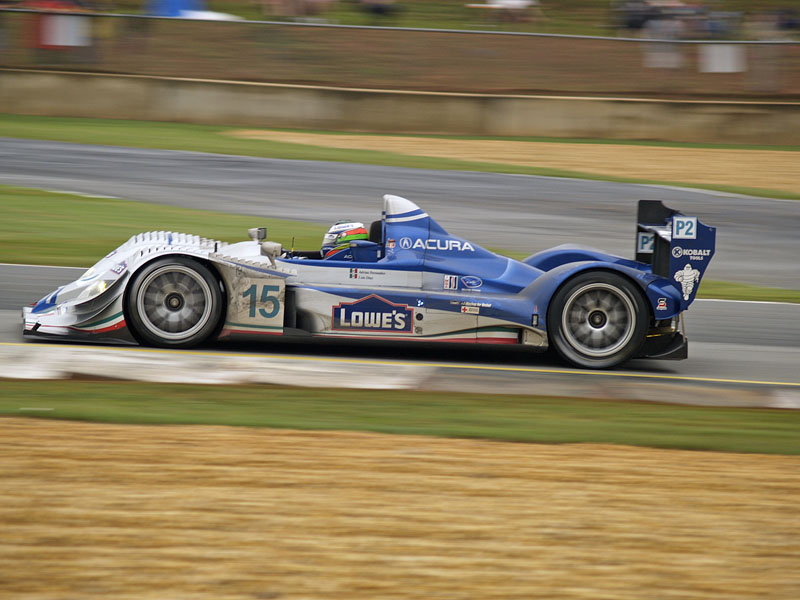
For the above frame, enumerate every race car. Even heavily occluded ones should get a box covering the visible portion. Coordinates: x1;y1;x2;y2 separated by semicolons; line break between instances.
23;194;716;369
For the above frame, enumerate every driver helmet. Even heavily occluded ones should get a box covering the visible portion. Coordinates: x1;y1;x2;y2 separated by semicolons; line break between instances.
321;221;369;257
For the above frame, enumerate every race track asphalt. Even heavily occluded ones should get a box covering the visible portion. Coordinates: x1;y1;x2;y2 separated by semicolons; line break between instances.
2;265;799;402
1;138;798;402
1;137;798;288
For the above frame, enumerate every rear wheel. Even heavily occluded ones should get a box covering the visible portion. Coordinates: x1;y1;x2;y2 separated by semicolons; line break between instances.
126;257;223;348
547;271;648;369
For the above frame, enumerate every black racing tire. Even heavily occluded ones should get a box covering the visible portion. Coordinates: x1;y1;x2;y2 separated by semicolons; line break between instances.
547;271;649;369
126;257;223;348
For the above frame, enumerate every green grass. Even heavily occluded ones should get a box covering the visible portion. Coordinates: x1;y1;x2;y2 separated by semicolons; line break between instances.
2;185;798;302
1;115;798;200
695;280;800;304
0;186;326;267
2;379;799;454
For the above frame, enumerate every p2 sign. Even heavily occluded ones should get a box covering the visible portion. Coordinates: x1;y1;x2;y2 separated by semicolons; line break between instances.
673;217;697;240
637;232;654;254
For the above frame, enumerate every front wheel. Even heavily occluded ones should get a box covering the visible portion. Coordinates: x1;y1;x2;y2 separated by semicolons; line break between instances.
547;271;648;369
126;257;223;348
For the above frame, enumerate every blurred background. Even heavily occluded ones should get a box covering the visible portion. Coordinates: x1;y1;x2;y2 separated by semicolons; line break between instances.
0;0;798;98
2;5;799;600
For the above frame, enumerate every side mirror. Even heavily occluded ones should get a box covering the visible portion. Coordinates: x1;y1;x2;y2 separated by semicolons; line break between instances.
261;241;282;267
248;227;267;242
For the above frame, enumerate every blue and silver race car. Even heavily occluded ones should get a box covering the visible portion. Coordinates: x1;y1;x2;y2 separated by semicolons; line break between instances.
23;194;715;369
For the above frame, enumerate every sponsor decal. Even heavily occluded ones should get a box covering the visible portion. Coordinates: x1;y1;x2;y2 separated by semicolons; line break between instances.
637;232;654;254
347;268;386;281
657;297;668;311
457;300;491;309
398;237;475;252
461;276;483;289
674;263;701;301
386;238;396;249
672;216;697;240
111;261;127;275
671;246;711;261
444;275;458;290
461;306;479;314
417;299;424;307
332;295;413;332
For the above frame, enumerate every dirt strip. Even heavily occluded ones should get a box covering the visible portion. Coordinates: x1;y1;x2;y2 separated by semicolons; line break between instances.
227;130;800;194
2;417;798;599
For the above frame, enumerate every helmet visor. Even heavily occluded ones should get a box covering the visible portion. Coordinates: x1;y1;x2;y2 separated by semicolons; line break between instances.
322;232;339;248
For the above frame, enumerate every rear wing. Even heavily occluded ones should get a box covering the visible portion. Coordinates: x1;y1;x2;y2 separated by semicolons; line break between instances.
636;200;716;306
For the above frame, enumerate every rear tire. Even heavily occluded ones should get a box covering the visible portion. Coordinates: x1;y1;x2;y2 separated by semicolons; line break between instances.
126;257;223;348
547;271;648;369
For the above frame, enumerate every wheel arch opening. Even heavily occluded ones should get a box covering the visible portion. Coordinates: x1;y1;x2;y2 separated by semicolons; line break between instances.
123;253;228;347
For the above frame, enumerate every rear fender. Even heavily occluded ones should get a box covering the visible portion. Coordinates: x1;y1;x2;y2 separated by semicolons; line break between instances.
523;245;642;272
522;262;661;331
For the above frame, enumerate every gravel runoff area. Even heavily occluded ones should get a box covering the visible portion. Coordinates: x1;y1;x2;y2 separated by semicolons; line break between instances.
2;418;799;600
228;130;800;196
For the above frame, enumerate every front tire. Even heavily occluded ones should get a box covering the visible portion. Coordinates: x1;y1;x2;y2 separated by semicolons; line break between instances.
126;257;223;348
547;271;648;369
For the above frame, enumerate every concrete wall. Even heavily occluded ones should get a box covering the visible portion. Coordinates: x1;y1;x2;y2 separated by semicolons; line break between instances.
2;69;798;144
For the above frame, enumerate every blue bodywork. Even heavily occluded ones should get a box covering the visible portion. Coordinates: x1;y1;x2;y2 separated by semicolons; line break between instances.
279;197;714;338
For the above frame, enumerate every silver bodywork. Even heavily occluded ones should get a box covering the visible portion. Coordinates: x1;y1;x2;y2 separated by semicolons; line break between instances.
23;231;547;348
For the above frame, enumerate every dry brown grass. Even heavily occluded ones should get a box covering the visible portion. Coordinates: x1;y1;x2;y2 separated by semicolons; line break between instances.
227;130;800;194
2;417;799;599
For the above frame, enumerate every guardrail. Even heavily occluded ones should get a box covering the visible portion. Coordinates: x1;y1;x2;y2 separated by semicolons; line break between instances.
1;9;798;97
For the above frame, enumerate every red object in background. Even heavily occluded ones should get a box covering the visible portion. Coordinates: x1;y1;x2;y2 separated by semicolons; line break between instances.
20;0;89;49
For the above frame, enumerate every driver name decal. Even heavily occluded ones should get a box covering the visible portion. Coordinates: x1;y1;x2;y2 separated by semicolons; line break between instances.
332;294;414;333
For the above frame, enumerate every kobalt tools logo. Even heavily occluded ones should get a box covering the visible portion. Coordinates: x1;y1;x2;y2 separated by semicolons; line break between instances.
398;237;475;252
332;295;413;332
672;246;711;261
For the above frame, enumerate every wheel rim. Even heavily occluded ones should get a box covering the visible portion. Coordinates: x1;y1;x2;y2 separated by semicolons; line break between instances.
561;282;636;358
135;265;214;341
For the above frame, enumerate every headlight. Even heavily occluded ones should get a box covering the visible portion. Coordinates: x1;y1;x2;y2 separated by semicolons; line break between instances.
77;279;109;300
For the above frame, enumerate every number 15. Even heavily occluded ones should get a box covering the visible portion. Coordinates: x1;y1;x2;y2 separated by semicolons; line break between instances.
242;284;281;319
